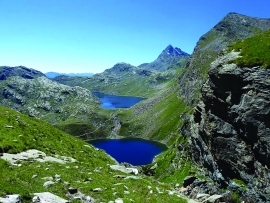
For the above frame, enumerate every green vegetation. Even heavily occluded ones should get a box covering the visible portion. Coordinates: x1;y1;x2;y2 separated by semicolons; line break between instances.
232;191;241;203
228;29;270;68
0;105;187;202
233;179;247;191
153;147;191;183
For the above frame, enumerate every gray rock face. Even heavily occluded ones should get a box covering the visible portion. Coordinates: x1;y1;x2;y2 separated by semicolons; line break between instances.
183;50;270;202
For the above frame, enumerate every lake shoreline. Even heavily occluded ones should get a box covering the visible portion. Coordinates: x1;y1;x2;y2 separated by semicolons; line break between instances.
88;137;168;166
92;91;146;109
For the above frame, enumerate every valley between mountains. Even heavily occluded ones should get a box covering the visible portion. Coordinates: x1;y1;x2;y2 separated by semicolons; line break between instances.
1;12;270;203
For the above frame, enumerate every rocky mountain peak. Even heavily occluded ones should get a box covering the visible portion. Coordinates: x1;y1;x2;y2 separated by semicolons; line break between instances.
159;45;189;58
138;45;190;72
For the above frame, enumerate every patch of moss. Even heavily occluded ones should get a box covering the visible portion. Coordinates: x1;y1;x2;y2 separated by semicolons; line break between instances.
233;179;247;191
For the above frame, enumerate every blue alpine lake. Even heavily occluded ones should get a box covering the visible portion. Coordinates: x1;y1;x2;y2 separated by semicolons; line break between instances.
92;92;145;109
89;138;168;166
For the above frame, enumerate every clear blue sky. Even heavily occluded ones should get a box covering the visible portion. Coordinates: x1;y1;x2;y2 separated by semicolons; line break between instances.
0;0;269;73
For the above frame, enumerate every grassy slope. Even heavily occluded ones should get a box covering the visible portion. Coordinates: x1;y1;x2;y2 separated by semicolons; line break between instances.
0;105;187;203
228;29;270;68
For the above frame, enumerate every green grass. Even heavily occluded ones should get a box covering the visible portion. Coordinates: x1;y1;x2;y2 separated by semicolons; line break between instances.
0;105;187;203
228;29;270;68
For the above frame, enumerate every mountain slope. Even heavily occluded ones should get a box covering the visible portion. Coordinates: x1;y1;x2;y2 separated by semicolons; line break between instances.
178;12;270;105
0;75;114;139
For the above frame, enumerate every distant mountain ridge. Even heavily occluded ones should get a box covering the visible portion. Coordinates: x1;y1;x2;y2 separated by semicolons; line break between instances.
52;45;190;96
138;45;190;71
0;66;45;80
45;72;94;79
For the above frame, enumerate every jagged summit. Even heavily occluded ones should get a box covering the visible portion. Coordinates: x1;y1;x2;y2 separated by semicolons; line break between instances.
139;45;190;72
158;45;189;58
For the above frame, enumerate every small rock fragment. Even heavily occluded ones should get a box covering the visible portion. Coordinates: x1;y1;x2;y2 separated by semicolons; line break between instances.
43;181;55;188
115;198;123;203
202;194;223;203
92;188;102;192
124;191;130;194
0;194;22;203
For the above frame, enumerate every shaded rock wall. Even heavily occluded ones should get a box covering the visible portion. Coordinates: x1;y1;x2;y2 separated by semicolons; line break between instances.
183;51;270;201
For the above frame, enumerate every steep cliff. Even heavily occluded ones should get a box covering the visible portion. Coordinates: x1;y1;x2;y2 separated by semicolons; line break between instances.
182;48;270;201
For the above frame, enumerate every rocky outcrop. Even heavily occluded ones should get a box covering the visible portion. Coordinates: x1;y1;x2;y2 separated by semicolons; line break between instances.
0;76;115;139
0;66;44;80
183;50;270;202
